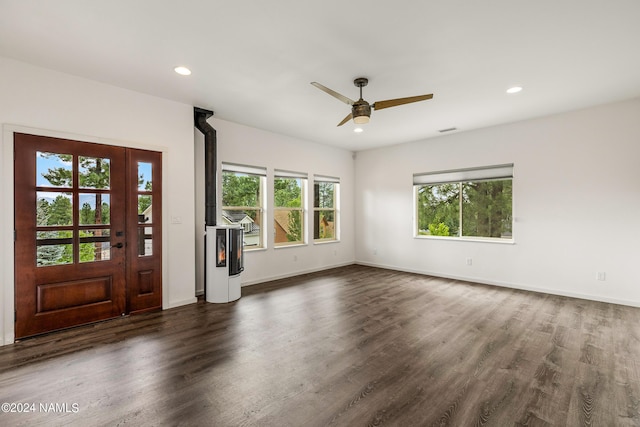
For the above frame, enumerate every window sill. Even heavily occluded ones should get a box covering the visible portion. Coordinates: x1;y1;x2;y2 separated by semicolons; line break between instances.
414;235;515;245
275;243;307;249
313;239;340;245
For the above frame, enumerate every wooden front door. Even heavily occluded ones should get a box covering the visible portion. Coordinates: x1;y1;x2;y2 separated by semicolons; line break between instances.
14;133;162;339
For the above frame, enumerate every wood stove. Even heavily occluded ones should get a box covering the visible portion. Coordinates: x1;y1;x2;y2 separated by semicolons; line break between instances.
205;225;243;303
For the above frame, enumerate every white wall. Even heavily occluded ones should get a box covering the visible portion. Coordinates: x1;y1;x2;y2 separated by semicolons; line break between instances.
355;97;640;306
0;57;198;345
194;118;355;293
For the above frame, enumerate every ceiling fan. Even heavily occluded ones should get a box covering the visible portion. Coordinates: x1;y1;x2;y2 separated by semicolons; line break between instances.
311;77;433;126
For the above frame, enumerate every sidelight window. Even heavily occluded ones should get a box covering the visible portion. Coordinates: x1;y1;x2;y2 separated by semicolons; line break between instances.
136;161;154;257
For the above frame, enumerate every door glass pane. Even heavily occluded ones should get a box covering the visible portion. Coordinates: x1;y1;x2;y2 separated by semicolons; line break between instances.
37;192;73;226
138;226;152;257
79;193;110;225
138;162;152;191
79;228;111;262
79;228;111;240
138;195;152;223
37;152;72;188
37;244;73;266
37;230;72;240
79;156;110;189
79;229;111;262
79;242;111;262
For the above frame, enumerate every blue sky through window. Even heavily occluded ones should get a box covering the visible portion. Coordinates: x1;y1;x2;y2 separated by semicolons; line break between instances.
138;162;152;191
36;152;71;187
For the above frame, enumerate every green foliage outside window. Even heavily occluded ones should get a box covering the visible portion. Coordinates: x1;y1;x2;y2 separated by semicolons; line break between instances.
428;222;450;236
138;178;152;214
416;179;512;239
222;172;261;221
37;197;110;265
222;172;260;207
416;183;459;236
36;153;112;266
462;180;512;238
222;171;264;248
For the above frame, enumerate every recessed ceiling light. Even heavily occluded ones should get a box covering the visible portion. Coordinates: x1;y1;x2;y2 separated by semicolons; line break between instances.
354;127;364;133
506;86;522;94
174;66;192;76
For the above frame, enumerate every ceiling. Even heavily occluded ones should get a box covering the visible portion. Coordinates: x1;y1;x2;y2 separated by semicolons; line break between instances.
1;1;640;152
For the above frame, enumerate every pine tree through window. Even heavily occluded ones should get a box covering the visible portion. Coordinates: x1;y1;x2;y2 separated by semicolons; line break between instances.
414;165;513;240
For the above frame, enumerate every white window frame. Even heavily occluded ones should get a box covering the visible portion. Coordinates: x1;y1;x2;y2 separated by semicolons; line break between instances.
274;170;307;247
313;175;339;243
221;162;267;250
413;164;514;242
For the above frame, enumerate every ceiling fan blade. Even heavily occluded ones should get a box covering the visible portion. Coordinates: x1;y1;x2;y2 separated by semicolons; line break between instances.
337;113;353;127
372;94;433;111
311;82;355;105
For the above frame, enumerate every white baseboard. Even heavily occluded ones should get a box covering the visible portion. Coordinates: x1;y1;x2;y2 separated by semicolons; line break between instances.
240;261;356;287
355;261;640;308
1;331;15;346
165;297;198;309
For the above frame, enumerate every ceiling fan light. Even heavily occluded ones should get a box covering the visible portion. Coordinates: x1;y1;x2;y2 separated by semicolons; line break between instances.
354;115;370;124
174;66;192;76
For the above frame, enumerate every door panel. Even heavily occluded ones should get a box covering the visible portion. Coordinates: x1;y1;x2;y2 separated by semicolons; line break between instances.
14;133;163;338
126;149;162;314
15;133;127;338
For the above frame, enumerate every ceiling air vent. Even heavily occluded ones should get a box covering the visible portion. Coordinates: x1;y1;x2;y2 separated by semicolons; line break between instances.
438;127;457;133
438;128;458;133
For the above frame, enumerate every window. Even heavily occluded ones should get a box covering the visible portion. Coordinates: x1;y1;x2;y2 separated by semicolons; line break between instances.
313;175;339;242
221;163;266;249
274;170;307;246
414;164;513;240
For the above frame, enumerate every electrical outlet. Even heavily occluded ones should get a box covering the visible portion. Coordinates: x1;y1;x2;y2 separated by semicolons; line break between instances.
597;272;606;281
373;248;377;255
293;255;298;262
466;258;473;266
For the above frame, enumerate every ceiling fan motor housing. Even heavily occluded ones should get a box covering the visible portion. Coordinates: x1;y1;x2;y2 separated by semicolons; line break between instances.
352;100;371;123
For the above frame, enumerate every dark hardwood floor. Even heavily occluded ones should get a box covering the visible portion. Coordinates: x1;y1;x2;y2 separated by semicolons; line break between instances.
1;264;640;426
